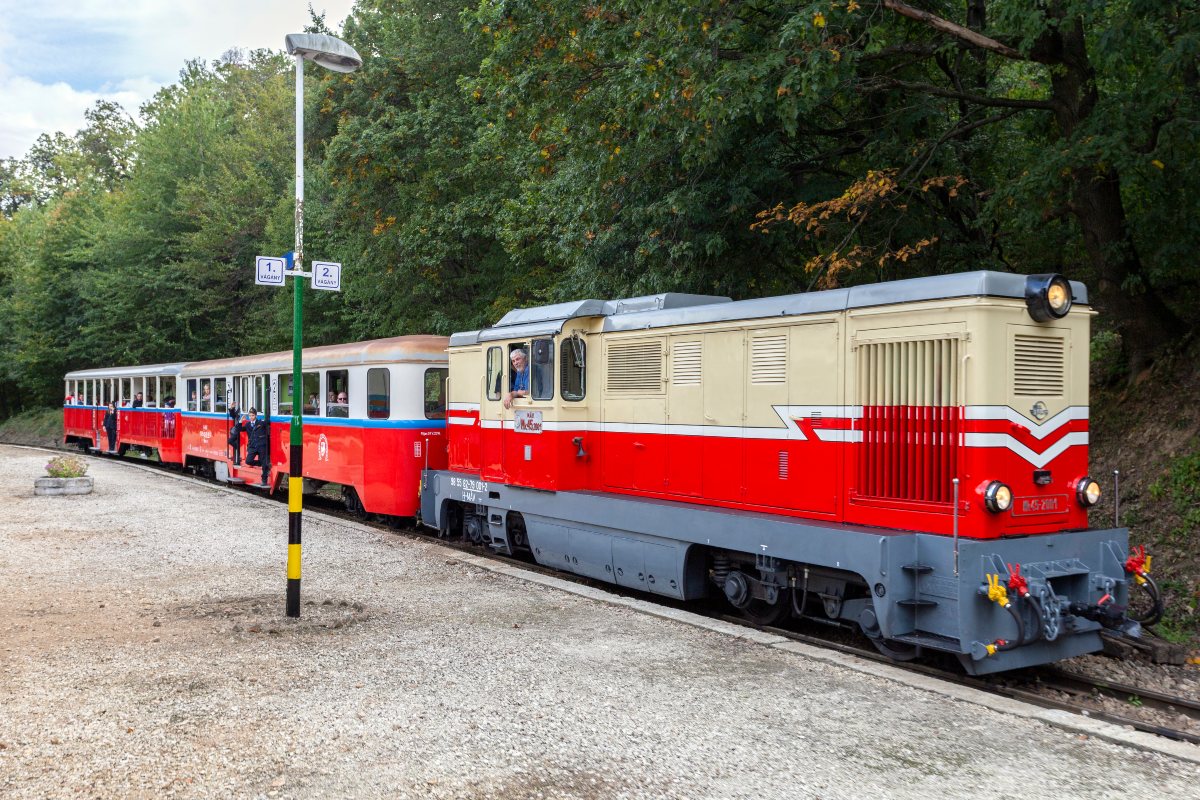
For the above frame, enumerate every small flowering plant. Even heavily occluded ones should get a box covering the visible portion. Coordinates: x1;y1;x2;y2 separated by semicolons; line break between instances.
45;455;89;479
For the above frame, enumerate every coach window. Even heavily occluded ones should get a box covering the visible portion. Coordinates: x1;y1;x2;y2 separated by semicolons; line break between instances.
302;372;319;415
486;346;503;401
146;378;157;407
424;368;448;419
326;369;349;418
367;368;390;419
199;378;212;412
214;378;228;413
561;335;586;401
254;376;267;414
530;339;554;401
120;378;131;406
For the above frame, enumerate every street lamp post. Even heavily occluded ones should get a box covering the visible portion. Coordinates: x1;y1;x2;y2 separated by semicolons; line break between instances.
281;33;362;618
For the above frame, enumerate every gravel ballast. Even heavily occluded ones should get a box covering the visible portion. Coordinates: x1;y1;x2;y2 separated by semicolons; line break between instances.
0;445;1197;799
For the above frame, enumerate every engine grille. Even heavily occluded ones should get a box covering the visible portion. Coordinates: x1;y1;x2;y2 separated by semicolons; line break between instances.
1013;334;1065;397
606;340;663;392
857;338;961;504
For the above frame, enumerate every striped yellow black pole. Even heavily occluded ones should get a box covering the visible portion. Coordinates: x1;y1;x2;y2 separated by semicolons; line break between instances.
286;239;304;618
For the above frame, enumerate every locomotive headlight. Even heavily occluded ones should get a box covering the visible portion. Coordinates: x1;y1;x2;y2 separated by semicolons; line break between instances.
984;481;1013;513
1076;476;1102;507
1025;273;1073;322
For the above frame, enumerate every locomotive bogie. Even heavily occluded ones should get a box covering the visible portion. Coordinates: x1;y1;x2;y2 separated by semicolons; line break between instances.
423;470;1129;674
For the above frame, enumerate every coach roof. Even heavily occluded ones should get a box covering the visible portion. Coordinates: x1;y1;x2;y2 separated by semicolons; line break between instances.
180;335;448;377
66;362;186;380
448;270;1088;346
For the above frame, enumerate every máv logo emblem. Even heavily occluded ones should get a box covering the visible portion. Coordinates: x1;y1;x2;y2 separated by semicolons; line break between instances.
1030;401;1049;421
318;433;329;461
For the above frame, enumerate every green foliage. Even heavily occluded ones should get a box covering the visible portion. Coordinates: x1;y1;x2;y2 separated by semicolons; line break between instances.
1090;330;1126;386
1149;446;1200;540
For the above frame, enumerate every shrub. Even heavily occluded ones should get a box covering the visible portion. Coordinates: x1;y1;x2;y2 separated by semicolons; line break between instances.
45;455;89;479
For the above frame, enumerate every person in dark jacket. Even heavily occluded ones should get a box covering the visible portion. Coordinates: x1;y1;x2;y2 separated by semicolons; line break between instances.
227;402;242;464
132;392;144;408
102;402;118;452
236;407;270;486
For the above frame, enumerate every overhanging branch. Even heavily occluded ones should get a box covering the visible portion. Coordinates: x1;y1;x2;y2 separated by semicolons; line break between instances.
883;0;1029;62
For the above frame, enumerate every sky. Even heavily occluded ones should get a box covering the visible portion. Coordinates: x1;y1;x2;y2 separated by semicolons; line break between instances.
0;0;358;159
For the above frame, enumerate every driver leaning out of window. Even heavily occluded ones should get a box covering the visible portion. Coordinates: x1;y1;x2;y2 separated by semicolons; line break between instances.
503;348;529;409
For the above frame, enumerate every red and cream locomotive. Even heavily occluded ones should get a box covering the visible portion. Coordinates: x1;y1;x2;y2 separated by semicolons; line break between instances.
421;271;1148;673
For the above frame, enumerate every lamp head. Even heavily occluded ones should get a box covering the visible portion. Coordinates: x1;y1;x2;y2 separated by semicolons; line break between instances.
284;33;362;72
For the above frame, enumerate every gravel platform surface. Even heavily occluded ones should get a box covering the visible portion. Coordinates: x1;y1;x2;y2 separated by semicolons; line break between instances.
1;445;1197;800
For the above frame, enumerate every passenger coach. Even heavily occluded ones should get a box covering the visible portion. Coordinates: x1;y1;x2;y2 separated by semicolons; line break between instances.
63;363;184;462
422;271;1138;673
179;335;449;517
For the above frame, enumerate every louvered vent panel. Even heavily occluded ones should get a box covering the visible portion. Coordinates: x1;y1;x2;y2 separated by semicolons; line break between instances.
751;335;788;384
778;450;789;479
857;338;960;504
606;340;663;392
671;341;702;386
1013;335;1065;396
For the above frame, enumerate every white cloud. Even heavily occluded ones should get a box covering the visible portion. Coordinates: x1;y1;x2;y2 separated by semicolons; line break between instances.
0;0;358;159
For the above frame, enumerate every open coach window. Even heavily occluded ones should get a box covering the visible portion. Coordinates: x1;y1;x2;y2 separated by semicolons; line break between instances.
326;369;349;418
186;379;198;411
367;368;389;419
424;368;447;419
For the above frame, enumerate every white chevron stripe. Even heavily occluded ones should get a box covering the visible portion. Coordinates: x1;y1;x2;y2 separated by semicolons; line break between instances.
963;405;1088;439
963;431;1089;468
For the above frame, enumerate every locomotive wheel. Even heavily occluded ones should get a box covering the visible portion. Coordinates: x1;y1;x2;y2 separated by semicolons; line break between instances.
868;636;919;661
740;590;791;626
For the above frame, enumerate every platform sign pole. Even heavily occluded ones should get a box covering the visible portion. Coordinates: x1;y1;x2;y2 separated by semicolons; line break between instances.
286;51;307;619
279;31;362;620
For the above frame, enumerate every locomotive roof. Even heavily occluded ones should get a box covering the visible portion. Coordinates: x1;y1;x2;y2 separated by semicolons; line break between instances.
65;362;186;380
179;335;448;376
448;270;1088;345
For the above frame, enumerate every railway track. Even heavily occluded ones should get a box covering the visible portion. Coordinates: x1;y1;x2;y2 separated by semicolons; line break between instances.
43;444;1200;747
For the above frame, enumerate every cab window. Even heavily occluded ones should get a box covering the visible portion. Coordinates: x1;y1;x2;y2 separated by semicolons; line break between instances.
561;335;586;401
367;368;390;419
530;338;554;401
424;368;447;419
486;347;503;401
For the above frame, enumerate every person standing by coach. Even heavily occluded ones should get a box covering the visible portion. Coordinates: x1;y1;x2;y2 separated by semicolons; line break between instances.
102;401;118;452
237;407;271;486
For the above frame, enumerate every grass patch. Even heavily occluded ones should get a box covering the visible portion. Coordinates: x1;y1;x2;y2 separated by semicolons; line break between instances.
0;407;65;448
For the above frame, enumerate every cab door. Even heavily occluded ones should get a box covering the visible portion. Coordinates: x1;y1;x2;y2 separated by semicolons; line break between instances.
480;345;507;481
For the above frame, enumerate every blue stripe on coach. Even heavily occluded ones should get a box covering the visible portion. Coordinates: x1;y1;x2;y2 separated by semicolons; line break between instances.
178;410;445;430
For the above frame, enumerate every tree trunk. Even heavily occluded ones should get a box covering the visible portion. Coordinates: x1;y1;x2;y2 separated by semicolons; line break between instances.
1042;16;1184;376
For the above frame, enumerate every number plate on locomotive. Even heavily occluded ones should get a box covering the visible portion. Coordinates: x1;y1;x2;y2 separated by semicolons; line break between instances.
1011;495;1068;516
